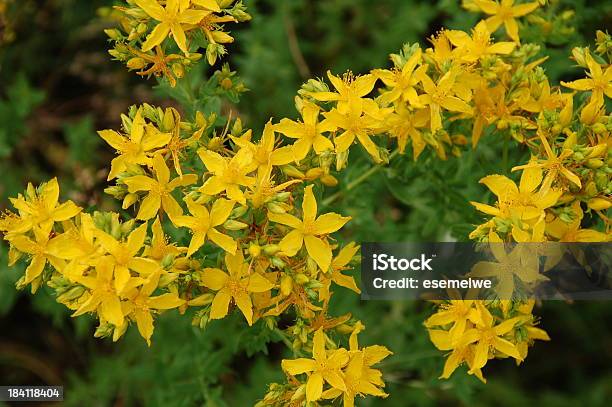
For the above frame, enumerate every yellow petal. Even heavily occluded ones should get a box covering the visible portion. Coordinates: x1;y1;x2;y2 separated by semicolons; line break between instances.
191;0;220;12
135;309;154;346
313;213;350;235
210;198;235;226
100;295;124;327
209;288;232;320
306;372;324;402
234;291;254;325
201;267;229;290
267;212;302;229
208;228;237;254
278;230;304;256
304;235;332;271
137;193;162;220
142;22;170;52
302;185;318;222
247;273;274;293
479;174;518;197
281;358;316;375
161;195;183;218
148;293;185;309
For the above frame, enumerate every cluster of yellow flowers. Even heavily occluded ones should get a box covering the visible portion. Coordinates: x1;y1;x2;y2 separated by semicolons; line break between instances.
1;0;610;405
104;0;251;86
426;3;611;383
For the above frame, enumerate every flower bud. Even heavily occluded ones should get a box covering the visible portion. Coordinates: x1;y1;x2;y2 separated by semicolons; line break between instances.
248;243;261;258
586;159;603;169
188;294;215;306
172;63;185;79
57;286;86;303
104;28;123;41
592;123;607;134
280;275;293;296
320;174;338;187
231;205;248;218
587;197;611;211
267;202;286;214
263;244;280;255
223;220;248;230
270;257;286;268
282;165;305;179
305;167;324;180
587;144;607;158
295;273;309;285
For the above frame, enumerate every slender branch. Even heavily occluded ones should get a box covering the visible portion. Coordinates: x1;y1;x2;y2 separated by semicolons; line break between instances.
282;4;311;79
323;149;400;207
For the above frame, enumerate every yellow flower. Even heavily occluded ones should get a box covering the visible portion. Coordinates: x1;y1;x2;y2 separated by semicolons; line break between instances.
8;178;81;234
470;242;545;299
230;121;294;175
98;109;171;180
197;147;257;205
268;185;351;272
473;0;540;42
427;328;485;382
561;50;612;110
519;78;564;113
321;102;387;162
158;107;204;176
94;222;160;293
329;243;361;293
246;165;301;209
418;70;473;132
323;323;392;406
281;329;349;402
275;101;335;162
383;103;429;159
123;270;185;345
200;249;274;325
44;213;100;280
372;47;425;106
135;0;211;53
144;217;186;261
470;166;562;221
511;130;582;192
425;300;480;342
471;84;530;147
7;224;68;289
446;20;516;62
307;71;379;115
72;257;127;327
124;153;198;220
169;197;236;256
546;201;611;242
461;303;523;372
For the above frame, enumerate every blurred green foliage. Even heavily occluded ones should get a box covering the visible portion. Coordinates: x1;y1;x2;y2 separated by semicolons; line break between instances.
1;0;611;406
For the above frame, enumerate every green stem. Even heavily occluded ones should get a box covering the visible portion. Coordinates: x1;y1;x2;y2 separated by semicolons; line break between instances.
323;149;400;207
503;131;509;174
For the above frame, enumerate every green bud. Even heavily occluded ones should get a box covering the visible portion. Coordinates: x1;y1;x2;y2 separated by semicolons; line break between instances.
262;244;280;255
270;257;286;268
104;28;122;41
586;158;604;169
223;220;248;230
266;202;286;214
57;286;86;302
